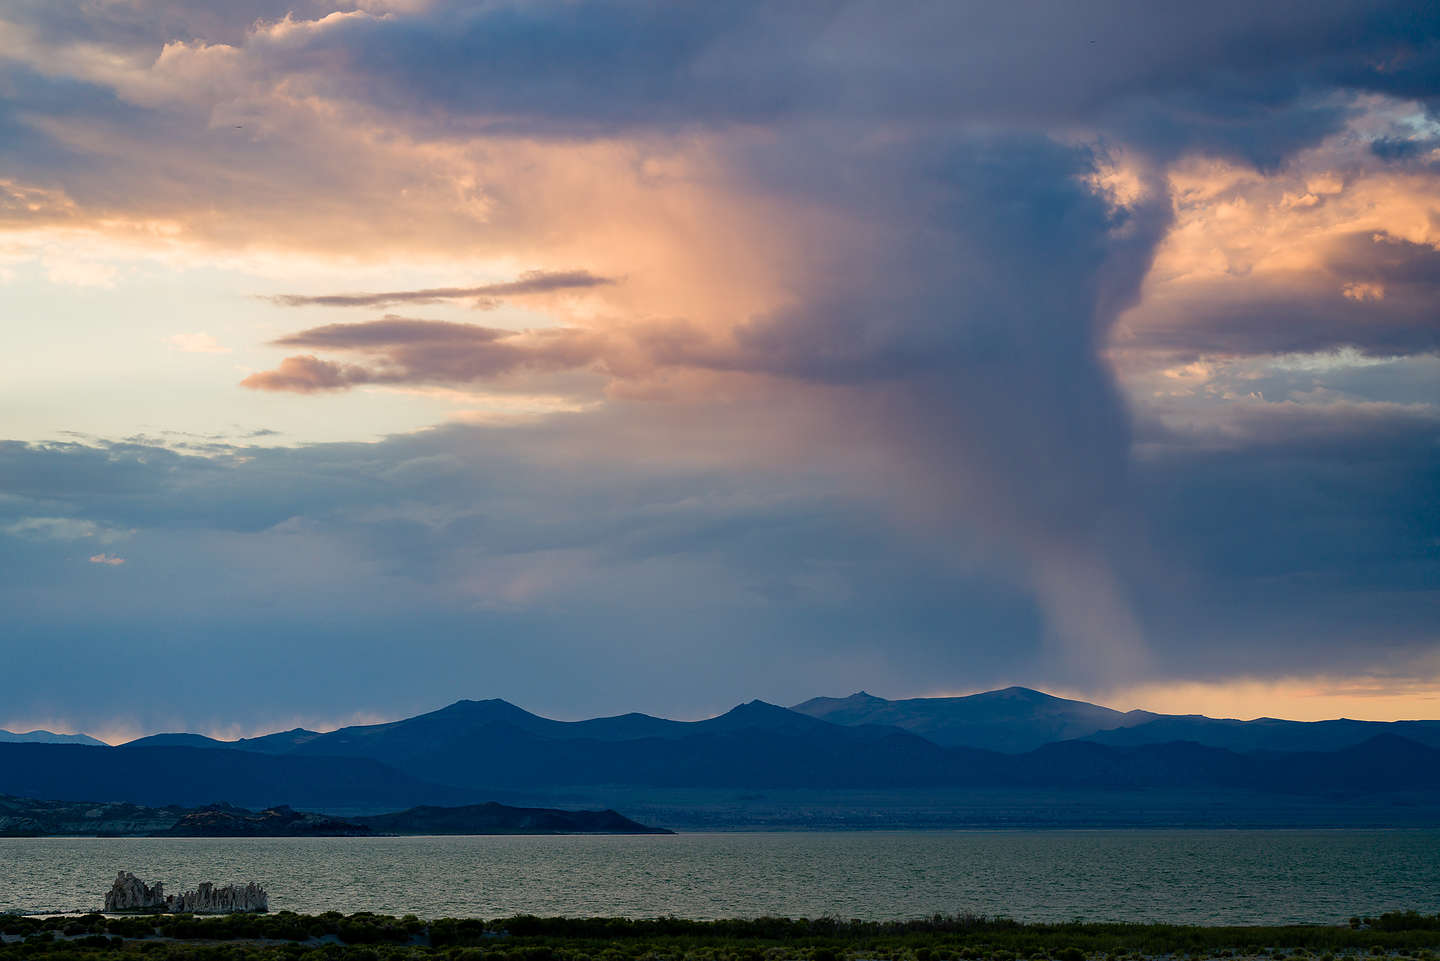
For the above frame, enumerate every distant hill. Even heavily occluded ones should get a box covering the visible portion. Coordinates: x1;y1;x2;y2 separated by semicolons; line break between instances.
0;795;670;837
121;728;325;754
121;694;1440;762
0;729;106;747
0;794;185;836
286;699;982;790
159;803;372;837
11;694;1440;818
789;687;1440;755
285;697;878;758
354;802;671;835
1081;714;1440;753
999;734;1440;793
120;733;232;750
790;687;1156;752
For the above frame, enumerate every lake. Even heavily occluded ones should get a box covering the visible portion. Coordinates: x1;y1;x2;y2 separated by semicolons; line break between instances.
2;830;1437;924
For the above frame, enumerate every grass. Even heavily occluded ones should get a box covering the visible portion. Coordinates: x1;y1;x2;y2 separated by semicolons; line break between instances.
1;911;1438;961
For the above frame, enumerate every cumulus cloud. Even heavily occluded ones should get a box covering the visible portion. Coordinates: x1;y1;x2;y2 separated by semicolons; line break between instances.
87;553;125;566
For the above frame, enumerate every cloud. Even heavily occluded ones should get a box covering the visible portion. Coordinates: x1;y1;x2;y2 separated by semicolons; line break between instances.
266;269;614;308
241;319;618;391
238;355;370;393
224;132;1172;685
1;388;1434;729
168;331;230;354
4;515;131;543
274;318;509;347
2;0;1440;729
1122;231;1440;359
87;553;125;566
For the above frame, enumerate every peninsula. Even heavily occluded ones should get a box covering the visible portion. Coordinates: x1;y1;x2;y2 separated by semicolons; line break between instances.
0;796;671;837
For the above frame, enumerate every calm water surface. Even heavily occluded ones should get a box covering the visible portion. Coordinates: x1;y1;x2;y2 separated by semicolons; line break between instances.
2;831;1437;924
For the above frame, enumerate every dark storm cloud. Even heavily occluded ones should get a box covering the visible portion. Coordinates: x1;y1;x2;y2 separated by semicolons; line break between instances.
0;0;342;48
274;0;1440;163
1128;400;1440;674
1370;135;1440;163
266;270;614;308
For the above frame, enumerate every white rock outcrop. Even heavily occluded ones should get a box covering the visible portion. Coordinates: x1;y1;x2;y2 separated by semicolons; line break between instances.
104;872;166;911
103;872;268;913
168;881;268;914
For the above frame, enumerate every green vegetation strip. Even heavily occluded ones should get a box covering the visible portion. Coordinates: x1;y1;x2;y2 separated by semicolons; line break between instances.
2;912;1438;961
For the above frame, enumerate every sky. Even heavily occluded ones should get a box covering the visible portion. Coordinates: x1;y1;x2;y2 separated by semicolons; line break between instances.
2;0;1439;741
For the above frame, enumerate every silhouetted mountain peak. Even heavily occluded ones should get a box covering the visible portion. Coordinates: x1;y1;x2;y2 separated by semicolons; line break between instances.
678;700;870;741
713;700;801;724
441;697;525;713
412;698;547;727
989;685;1057;700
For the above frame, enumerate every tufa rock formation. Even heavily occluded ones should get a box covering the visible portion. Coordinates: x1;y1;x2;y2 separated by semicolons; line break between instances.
104;871;267;913
168;881;268;913
104;872;166;911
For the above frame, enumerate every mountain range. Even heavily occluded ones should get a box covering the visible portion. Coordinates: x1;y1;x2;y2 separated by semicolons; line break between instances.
2;688;1438;822
0;729;106;747
791;688;1157;752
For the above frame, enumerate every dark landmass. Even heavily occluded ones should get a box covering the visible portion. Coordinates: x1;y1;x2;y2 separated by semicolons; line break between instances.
0;795;669;837
790;687;1157;752
353;801;671;834
159;804;373;837
283;699;972;791
0;795;186;836
123;729;325;754
1081;714;1440;753
3;910;1440;961
104;696;1440;797
0;729;107;748
8;690;1440;826
790;688;1440;754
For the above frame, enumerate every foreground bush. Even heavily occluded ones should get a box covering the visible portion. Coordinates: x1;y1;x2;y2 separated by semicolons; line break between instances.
1;911;1438;961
